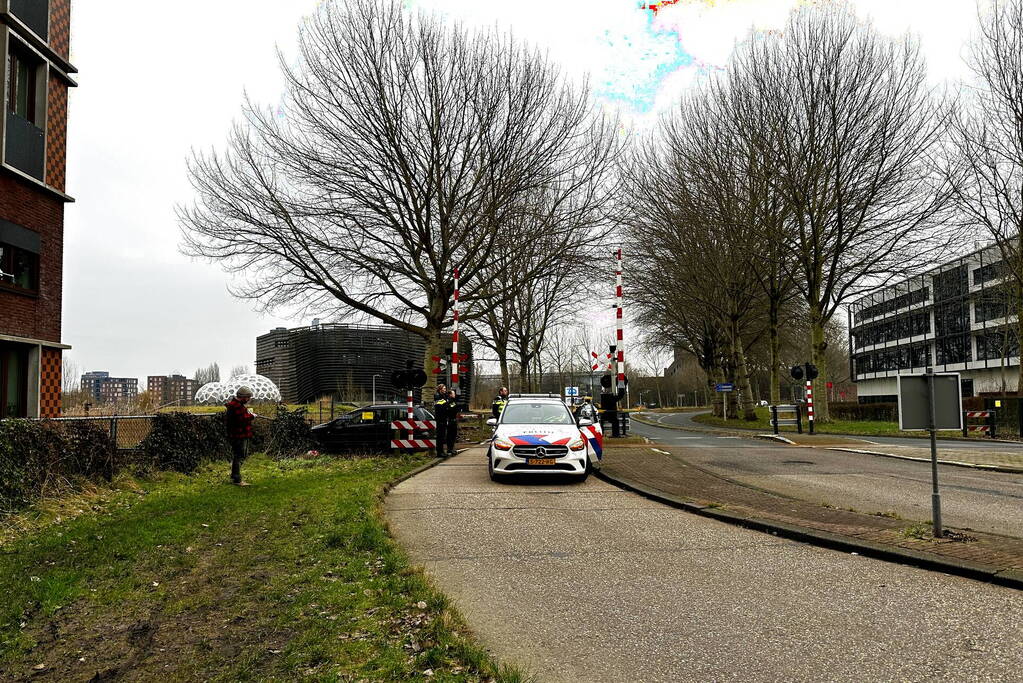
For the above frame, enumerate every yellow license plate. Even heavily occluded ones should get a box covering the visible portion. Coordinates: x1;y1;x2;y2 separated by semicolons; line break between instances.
527;458;556;465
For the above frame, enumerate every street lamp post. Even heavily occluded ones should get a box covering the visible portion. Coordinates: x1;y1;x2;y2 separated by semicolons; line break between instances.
372;374;381;404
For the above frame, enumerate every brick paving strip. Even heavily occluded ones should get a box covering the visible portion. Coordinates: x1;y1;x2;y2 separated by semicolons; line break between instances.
598;445;1023;589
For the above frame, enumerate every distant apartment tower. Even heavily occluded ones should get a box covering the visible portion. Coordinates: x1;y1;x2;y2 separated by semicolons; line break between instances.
147;374;198;406
256;323;474;405
849;243;1022;402
81;371;138;404
0;0;77;418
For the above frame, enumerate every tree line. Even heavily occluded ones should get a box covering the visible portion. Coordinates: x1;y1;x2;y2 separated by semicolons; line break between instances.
179;0;1023;419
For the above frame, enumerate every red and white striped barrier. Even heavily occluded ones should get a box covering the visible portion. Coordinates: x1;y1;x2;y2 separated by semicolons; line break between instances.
390;439;437;449
391;420;436;431
965;411;994;419
451;267;461;398
615;249;626;391
966;425;992;433
805;380;814;422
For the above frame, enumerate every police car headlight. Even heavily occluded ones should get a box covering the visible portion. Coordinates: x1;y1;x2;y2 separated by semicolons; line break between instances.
493;438;513;451
569;438;586;451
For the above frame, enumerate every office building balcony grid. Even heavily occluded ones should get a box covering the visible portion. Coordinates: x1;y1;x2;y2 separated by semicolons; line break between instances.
849;243;1023;398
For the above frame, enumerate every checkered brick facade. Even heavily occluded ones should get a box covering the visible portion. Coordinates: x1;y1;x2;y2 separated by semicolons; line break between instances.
49;0;72;60
39;347;62;417
45;72;68;192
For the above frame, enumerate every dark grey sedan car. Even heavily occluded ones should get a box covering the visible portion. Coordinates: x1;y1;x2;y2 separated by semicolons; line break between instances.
310;404;434;451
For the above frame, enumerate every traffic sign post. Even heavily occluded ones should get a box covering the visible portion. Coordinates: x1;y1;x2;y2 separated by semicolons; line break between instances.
715;383;734;420
898;368;962;538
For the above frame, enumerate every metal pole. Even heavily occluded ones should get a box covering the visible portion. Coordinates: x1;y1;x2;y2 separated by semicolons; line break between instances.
926;367;943;538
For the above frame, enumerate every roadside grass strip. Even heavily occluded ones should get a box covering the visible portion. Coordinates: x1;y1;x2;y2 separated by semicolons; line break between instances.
0;454;522;682
691;407;972;439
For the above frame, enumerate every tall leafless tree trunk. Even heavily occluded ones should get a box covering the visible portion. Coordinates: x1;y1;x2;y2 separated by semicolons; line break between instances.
945;0;1023;393
726;7;949;421
178;0;620;395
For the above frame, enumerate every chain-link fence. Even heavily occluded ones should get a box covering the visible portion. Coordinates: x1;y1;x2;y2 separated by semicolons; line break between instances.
46;415;156;450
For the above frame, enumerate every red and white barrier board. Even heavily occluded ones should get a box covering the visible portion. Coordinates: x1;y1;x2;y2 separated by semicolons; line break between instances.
390;439;437;449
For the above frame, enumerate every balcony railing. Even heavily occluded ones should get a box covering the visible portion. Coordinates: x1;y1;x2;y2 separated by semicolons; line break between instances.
4;111;45;181
9;0;49;41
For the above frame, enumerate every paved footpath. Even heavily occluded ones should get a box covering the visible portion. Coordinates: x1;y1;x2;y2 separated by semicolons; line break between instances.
385;448;1023;682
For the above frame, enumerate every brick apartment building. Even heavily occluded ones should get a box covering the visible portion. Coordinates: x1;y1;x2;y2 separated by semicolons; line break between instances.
0;0;76;418
147;374;198;407
81;371;138;404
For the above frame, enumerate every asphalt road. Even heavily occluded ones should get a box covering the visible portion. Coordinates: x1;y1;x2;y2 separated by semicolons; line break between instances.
631;418;1023;537
385;451;1023;682
639;410;1023;450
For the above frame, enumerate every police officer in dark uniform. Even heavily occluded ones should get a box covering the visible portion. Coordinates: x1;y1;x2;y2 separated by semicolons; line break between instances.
600;385;626;437
433;384;450;456
491;386;510;420
441;388;459;456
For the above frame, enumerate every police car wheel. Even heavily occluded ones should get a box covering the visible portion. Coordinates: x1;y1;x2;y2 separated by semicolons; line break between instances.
487;451;504;483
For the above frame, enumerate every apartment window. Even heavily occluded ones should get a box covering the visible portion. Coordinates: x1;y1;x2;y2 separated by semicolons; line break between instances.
6;42;41;124
976;330;1019;361
973;260;1008;287
0;242;40;292
975;290;1010;323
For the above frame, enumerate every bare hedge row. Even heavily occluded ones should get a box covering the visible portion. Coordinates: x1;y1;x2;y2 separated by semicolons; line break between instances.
0;409;311;516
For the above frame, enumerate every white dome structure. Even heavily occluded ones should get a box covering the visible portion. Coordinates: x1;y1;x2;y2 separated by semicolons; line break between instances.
194;374;282;404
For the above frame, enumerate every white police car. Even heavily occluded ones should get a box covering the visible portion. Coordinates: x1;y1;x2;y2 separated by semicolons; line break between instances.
485;395;603;482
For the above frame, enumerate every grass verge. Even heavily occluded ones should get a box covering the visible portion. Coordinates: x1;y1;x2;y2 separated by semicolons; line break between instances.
0;454;522;681
692;407;969;438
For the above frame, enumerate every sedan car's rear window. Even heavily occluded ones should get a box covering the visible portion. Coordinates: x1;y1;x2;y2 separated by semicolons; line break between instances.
501;402;574;425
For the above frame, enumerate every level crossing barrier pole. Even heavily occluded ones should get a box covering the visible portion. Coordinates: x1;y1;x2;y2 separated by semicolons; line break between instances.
451;267;460;402
407;389;415;454
805;380;814;435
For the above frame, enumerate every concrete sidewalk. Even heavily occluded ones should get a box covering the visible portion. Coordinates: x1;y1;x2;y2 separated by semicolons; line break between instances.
600;445;1023;588
386;447;1023;681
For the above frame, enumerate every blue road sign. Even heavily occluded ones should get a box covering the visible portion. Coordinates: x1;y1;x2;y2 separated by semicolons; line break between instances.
715;383;735;392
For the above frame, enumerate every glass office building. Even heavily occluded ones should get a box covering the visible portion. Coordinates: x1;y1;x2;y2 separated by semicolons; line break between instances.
848;243;1020;402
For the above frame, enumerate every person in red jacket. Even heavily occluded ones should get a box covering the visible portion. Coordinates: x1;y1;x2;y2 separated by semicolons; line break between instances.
225;386;254;485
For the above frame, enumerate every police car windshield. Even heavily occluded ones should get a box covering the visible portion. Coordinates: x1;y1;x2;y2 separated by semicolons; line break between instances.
501;402;574;425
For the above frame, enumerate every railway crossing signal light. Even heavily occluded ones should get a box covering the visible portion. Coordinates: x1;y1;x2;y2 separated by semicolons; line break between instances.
790;363;819;381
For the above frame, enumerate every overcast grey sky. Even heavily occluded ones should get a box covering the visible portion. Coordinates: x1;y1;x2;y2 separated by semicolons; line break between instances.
61;0;979;381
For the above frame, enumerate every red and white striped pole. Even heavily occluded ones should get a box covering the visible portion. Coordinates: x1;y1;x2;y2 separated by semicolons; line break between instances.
805;380;815;434
450;267;460;400
407;388;415;448
615;249;626;394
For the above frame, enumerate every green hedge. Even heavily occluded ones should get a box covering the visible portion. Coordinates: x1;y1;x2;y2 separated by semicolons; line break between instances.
828;401;899;422
0;419;116;515
1;409;303;517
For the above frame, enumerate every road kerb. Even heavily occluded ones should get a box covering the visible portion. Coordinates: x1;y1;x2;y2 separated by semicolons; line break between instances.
595;468;1023;591
826;447;1023;475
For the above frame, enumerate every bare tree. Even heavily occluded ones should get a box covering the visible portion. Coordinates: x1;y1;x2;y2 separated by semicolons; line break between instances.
179;0;620;392
61;355;79;395
728;7;950;420
626;88;767;421
230;365;251;378
945;0;1023;392
194;362;221;385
